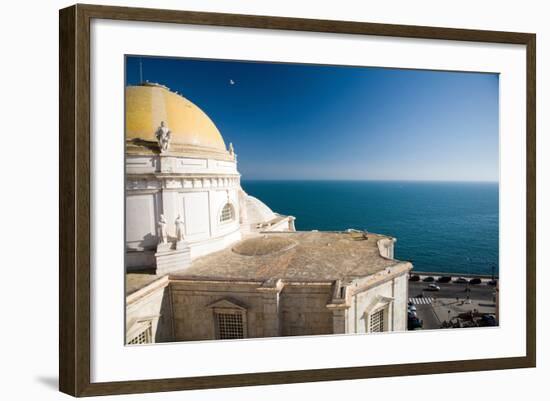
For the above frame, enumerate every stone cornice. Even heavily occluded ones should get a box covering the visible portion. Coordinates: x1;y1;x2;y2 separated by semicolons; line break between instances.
126;173;240;179
125;266;411;307
126;175;241;191
126;139;235;161
349;262;413;296
126;275;169;305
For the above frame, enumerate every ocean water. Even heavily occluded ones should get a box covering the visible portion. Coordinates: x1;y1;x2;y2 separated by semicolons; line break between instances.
241;180;499;276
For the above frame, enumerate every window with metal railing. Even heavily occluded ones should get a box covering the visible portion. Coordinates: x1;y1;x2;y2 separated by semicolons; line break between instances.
128;325;152;344
369;308;385;333
216;312;245;339
219;203;234;223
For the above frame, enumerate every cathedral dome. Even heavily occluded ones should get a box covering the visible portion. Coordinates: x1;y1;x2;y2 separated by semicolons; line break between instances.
125;83;226;152
246;196;277;225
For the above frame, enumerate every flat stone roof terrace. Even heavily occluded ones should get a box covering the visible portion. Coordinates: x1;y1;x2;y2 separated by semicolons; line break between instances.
170;231;406;283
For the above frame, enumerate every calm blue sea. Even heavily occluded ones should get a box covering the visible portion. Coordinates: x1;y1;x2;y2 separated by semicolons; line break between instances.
241;180;499;276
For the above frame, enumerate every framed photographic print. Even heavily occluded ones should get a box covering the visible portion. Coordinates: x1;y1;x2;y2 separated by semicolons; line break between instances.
59;4;536;397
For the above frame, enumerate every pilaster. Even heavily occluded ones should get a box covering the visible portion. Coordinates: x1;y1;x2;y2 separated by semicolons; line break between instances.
256;279;284;338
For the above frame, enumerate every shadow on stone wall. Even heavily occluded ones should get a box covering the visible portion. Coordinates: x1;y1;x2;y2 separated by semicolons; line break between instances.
155;286;174;342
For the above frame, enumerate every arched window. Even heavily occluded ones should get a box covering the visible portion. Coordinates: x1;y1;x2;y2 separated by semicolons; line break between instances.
219;203;235;223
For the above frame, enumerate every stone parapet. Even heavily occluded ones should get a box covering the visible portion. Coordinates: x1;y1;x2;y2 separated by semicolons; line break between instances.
155;243;191;276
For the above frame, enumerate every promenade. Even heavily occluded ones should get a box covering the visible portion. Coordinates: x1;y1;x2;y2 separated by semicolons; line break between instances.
408;280;498;330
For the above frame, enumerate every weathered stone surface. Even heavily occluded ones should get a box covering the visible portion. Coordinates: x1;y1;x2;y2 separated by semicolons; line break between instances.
171;231;406;282
124;86;412;343
155;244;191;276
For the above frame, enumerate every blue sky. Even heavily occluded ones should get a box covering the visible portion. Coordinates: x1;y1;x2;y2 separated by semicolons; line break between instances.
126;56;499;182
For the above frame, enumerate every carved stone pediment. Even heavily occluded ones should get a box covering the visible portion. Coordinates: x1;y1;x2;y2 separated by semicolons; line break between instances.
362;295;395;316
207;298;247;311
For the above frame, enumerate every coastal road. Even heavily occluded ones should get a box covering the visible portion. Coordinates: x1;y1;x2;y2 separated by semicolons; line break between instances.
409;281;496;302
414;304;440;330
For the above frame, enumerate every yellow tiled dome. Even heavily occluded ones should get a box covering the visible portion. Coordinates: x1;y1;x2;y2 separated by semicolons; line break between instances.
125;83;226;151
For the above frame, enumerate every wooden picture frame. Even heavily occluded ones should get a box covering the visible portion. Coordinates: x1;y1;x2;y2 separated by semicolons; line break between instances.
59;3;536;397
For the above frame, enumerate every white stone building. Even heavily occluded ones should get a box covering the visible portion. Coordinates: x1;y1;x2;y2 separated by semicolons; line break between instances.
125;83;412;344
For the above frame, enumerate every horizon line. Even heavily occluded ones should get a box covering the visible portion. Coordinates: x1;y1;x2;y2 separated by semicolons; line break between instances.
240;178;499;183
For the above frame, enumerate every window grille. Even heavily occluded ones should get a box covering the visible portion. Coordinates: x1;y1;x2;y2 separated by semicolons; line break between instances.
128;325;152;344
369;309;385;333
220;203;234;223
216;312;244;339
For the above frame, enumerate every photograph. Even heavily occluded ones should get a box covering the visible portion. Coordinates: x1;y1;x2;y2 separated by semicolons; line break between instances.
124;55;500;345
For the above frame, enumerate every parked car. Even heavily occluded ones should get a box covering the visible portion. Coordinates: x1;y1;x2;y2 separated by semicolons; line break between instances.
437;276;452;283
408;311;418;318
487;279;498;286
422;276;435;282
479;314;497;327
409;275;420;282
408;316;423;330
454;277;468;284
427;283;441;291
469;278;482;285
408;304;417;312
